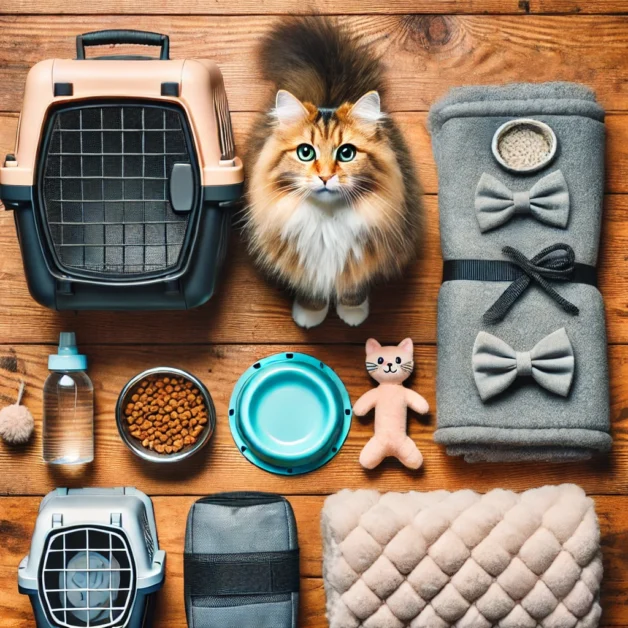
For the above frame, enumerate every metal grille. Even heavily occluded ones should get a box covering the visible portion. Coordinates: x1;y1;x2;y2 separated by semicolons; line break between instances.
40;527;136;628
40;104;197;279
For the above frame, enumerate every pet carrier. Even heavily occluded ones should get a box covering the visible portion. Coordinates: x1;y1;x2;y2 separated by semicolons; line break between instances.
18;487;166;628
0;30;243;310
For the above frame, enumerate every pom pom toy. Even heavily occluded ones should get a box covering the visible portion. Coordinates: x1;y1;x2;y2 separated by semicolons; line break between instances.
354;338;429;470
0;381;34;445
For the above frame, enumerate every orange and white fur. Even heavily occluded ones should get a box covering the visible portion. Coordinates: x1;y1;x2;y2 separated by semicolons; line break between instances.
355;338;429;470
245;18;422;328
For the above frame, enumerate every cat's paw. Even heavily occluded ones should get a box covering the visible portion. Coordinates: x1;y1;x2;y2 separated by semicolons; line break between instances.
337;298;369;327
292;300;329;328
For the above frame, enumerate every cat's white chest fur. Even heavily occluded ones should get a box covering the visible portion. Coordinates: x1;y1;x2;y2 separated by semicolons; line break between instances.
281;196;368;294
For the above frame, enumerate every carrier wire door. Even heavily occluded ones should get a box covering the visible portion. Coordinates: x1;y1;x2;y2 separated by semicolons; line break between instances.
40;103;198;282
40;527;136;628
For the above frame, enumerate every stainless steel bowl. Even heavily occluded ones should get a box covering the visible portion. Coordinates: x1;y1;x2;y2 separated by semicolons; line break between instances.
116;367;215;463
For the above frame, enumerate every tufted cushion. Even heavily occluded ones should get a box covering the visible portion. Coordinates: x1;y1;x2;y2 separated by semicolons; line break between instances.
322;485;602;628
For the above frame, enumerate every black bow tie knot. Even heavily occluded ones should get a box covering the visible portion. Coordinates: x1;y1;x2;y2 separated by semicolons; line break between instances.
483;243;580;324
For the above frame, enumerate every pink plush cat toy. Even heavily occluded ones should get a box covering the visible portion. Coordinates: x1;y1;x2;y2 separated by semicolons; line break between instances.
354;338;429;470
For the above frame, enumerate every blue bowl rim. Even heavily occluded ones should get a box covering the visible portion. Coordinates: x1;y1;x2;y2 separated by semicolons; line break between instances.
229;352;352;476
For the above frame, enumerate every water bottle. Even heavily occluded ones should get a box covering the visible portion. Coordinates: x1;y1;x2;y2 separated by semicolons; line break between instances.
43;332;94;464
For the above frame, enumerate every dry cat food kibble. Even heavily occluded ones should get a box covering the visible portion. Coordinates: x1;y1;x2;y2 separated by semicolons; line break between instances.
497;124;552;170
125;375;208;454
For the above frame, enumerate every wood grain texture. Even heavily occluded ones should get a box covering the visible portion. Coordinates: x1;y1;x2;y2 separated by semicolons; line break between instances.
0;0;526;15
530;0;628;13
3;0;628;16
0;108;626;345
0;192;626;345
0;4;627;627
1;495;627;627
4;111;628;197
0;343;625;496
2;112;628;195
3;15;628;113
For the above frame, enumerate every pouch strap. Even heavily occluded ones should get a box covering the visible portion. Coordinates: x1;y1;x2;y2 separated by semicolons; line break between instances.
184;549;300;596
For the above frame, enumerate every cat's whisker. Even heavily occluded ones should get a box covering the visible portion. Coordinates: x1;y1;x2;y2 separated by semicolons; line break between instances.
244;185;306;217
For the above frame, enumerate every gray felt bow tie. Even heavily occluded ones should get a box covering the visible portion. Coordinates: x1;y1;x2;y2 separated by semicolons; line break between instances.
472;328;574;401
475;170;569;233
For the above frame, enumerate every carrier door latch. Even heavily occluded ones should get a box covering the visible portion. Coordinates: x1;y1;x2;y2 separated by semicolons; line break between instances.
169;163;194;213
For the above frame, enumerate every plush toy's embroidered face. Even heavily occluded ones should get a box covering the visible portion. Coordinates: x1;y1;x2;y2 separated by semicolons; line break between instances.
365;338;414;384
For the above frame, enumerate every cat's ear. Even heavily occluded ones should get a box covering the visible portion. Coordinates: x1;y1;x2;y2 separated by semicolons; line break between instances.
398;337;414;354
273;90;309;125
349;91;383;123
365;338;382;354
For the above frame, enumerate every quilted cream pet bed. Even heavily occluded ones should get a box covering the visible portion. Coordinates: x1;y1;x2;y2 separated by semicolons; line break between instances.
322;485;602;628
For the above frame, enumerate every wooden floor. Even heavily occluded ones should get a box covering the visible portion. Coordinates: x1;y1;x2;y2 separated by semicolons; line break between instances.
1;1;628;626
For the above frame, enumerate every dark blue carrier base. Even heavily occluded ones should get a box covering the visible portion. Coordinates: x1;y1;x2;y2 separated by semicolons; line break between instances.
2;184;237;311
22;588;160;628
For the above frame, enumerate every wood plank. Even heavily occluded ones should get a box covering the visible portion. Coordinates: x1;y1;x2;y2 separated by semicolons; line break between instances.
529;0;628;13
0;196;441;345
0;191;626;345
0;111;439;195
5;111;628;197
1;495;627;626
0;0;525;15
0;343;626;496
0;112;628;196
5;112;628;196
3;0;628;16
3;16;628;113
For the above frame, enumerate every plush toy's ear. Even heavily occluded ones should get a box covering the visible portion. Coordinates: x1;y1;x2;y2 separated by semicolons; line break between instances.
398;338;414;353
365;338;382;354
273;90;309;125
349;91;383;123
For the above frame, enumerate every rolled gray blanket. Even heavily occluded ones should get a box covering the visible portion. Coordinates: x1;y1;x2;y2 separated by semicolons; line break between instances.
436;281;610;462
428;83;610;462
428;82;605;265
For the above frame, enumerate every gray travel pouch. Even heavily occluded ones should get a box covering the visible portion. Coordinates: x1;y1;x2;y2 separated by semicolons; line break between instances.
184;492;300;628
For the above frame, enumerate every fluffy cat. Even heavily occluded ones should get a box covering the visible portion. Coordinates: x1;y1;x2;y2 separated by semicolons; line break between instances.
244;17;423;328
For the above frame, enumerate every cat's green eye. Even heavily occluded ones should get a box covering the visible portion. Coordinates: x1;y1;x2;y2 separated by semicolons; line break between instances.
296;143;316;162
337;144;357;163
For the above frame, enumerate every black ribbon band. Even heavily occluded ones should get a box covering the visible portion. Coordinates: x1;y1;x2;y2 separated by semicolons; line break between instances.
441;244;596;324
184;549;300;597
442;259;597;286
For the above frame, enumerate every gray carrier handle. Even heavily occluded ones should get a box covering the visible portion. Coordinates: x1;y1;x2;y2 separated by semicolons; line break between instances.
76;29;170;60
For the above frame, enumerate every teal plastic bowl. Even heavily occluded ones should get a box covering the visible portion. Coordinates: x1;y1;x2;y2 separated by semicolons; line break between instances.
229;352;352;475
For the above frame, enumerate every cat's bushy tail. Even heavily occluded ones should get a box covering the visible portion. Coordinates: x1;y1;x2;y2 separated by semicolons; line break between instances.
258;17;386;108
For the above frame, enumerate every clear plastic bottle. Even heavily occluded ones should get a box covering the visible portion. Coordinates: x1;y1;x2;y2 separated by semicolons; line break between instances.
43;332;94;464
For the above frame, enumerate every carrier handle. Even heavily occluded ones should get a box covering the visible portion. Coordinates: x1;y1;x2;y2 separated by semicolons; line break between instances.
76;30;170;60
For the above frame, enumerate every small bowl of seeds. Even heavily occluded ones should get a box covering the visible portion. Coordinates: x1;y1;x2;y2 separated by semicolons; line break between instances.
492;118;557;174
116;367;215;463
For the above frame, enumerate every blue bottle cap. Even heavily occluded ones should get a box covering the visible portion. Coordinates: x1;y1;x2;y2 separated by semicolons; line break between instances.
48;332;88;372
